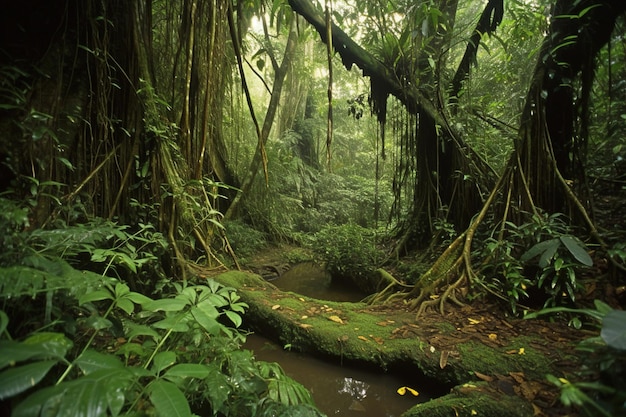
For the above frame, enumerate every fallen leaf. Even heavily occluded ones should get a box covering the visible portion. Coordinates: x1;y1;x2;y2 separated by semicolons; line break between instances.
488;333;498;340
298;297;305;302
397;386;419;396
474;371;493;382
271;304;281;310
518;347;525;355
358;335;369;342
371;336;384;345
328;315;344;324
468;318;481;325
301;315;308;319
299;323;313;329
439;350;450;369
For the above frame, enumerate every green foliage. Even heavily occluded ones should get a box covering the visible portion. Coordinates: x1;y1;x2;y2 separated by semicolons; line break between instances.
224;220;268;259
478;212;593;314
0;275;322;417
310;224;382;290
516;213;592;307
526;300;626;417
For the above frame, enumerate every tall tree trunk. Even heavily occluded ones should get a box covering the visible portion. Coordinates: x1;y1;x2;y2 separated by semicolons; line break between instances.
224;17;299;220
514;0;626;217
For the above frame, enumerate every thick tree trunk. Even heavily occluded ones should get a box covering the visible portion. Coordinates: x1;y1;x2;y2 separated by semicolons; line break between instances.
516;0;626;215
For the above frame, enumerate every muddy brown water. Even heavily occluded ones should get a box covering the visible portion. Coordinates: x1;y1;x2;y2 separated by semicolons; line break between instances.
246;262;431;416
244;333;428;417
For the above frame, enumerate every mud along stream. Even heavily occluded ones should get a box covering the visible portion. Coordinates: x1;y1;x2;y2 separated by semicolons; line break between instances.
243;263;435;417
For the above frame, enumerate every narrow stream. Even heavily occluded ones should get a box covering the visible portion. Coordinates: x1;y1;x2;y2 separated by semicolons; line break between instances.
245;333;428;417
247;262;430;416
270;262;367;302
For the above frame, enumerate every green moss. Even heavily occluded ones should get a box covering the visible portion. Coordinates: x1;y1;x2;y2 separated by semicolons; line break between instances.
214;269;569;416
402;383;534;417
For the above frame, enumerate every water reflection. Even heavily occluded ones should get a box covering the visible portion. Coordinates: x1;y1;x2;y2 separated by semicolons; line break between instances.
245;334;426;417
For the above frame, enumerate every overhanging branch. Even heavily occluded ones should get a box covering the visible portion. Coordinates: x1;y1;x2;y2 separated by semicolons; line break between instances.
288;0;444;125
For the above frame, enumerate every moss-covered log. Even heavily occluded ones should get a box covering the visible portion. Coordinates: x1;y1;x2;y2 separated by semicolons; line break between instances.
210;270;578;417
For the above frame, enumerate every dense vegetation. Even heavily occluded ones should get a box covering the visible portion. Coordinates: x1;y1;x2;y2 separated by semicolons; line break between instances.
1;0;625;416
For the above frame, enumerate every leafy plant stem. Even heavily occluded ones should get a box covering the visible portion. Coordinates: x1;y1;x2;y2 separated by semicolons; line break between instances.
143;326;175;370
56;301;117;385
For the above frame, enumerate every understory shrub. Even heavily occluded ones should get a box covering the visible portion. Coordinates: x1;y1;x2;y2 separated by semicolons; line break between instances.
310;224;383;293
478;211;593;314
0;196;323;417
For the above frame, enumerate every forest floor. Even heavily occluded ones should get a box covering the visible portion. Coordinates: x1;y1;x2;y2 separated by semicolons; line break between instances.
226;249;585;417
241;252;589;417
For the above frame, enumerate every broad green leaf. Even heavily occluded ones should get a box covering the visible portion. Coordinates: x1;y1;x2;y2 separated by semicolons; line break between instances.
152;313;190;332
149;380;192;417
225;311;243;328
11;383;66;417
593;299;613;316
83;315;113;331
163;363;210;379
560;236;593;266
125;322;160;342
124;291;153;305
23;332;72;359
57;378;108;417
75;350;124;375
0;340;60;369
191;306;221;335
79;289;114;305
143;298;189;312
116;297;135;315
601;310;626;350
152;351;177;374
203;370;231;412
195;299;220;318
521;238;559;263
114;283;130;298
106;387;125;417
539;242;559;268
0;360;57;400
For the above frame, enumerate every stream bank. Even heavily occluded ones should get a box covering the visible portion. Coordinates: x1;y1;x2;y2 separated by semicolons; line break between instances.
205;268;584;417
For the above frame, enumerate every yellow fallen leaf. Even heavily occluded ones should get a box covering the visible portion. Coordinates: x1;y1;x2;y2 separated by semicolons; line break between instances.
471;410;477;415
468;318;481;325
301;315;308;319
397;386;419;396
488;333;497;340
518;347;525;355
358;335;369;342
299;323;313;329
328;315;344;324
298;297;305;302
271;304;281;310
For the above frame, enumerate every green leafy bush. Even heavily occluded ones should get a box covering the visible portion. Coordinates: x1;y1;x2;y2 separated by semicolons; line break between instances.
0;278;322;417
477;212;593;313
224;220;267;259
310;224;383;293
